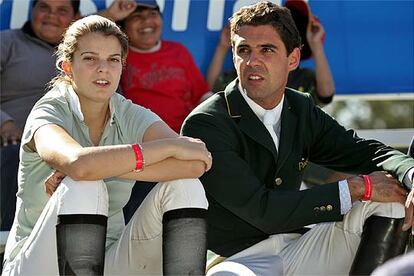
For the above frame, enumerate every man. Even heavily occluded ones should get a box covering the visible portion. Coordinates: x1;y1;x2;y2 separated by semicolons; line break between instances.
182;1;414;275
0;0;81;235
207;0;335;106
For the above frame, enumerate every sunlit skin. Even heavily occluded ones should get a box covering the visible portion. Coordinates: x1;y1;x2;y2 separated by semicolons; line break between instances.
31;0;79;44
232;25;301;109
62;33;123;107
124;8;162;49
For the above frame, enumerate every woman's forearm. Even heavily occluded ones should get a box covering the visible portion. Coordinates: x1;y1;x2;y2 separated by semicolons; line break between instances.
120;158;207;182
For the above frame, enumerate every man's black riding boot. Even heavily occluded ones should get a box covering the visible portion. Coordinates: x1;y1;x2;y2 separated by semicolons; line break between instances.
349;215;409;275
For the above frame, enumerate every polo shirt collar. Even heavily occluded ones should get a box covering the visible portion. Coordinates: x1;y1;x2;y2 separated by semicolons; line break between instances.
60;83;115;124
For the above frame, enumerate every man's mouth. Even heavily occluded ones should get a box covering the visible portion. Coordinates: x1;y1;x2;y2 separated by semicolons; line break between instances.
248;74;264;80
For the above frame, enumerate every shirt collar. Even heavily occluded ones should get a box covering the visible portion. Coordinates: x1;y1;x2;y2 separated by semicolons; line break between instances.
129;40;162;53
59;83;115;124
238;82;284;125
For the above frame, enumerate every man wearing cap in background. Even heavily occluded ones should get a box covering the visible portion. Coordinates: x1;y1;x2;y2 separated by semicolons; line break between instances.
182;1;414;275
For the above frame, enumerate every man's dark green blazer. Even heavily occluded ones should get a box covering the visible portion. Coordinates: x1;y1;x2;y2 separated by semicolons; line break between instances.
181;79;414;257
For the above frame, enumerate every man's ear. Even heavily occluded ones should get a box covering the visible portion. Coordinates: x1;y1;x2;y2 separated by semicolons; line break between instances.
288;47;301;71
232;47;238;71
61;60;72;76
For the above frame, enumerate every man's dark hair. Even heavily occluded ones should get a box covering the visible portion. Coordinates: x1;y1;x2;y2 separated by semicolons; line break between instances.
32;0;80;14
229;0;301;55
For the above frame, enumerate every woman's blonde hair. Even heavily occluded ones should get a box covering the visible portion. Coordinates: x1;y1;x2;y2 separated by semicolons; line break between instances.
50;15;129;87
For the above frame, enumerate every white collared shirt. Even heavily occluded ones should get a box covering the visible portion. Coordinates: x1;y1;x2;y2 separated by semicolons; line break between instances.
238;83;284;150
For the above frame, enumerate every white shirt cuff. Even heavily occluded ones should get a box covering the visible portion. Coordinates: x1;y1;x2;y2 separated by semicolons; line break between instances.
403;168;414;190
339;179;352;215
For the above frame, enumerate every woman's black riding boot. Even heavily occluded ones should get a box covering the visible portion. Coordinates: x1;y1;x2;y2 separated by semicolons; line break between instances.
56;214;107;275
162;208;208;275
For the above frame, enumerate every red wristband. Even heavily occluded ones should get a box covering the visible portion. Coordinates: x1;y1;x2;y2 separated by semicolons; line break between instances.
131;144;144;172
361;175;372;201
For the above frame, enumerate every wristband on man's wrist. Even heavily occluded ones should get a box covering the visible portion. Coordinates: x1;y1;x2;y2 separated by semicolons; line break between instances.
361;175;372;202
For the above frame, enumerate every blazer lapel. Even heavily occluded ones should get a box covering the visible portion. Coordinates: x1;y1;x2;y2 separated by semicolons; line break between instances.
275;94;298;175
224;80;278;160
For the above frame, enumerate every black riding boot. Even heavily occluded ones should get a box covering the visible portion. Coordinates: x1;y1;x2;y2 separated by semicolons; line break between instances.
56;214;107;275
349;215;409;275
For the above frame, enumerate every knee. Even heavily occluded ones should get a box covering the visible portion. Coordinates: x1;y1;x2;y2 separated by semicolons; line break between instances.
56;177;108;216
158;178;208;212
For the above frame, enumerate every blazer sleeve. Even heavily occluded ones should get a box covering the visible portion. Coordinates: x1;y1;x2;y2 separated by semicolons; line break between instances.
306;99;414;183
182;111;343;235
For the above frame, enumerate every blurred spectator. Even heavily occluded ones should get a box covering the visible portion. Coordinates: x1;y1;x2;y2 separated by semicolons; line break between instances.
207;0;335;106
0;0;80;232
116;0;212;133
0;0;128;233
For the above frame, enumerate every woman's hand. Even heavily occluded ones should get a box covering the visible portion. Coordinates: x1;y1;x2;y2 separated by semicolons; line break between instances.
45;170;66;196
306;15;325;51
170;136;213;172
218;25;231;50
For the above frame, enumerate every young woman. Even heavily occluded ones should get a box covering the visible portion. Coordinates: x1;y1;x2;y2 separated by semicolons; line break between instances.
3;15;211;275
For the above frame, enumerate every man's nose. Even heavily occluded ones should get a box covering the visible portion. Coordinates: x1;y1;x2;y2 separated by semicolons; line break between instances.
246;52;261;66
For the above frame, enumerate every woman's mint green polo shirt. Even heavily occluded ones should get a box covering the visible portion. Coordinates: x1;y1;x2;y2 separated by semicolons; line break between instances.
6;83;161;261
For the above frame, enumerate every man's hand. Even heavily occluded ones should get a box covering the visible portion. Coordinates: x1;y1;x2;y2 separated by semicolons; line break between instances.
100;0;137;22
348;171;407;204
45;171;66;196
403;186;414;231
0;120;22;147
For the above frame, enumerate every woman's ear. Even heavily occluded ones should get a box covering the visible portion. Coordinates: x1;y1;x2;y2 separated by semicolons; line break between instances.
288;47;301;71
61;60;72;77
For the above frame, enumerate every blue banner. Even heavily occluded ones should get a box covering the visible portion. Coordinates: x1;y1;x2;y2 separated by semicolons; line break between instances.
1;0;413;94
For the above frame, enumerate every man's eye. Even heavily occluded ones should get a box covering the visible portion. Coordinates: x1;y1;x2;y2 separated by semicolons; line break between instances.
262;48;274;53
83;57;95;61
38;5;50;12
57;9;70;16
